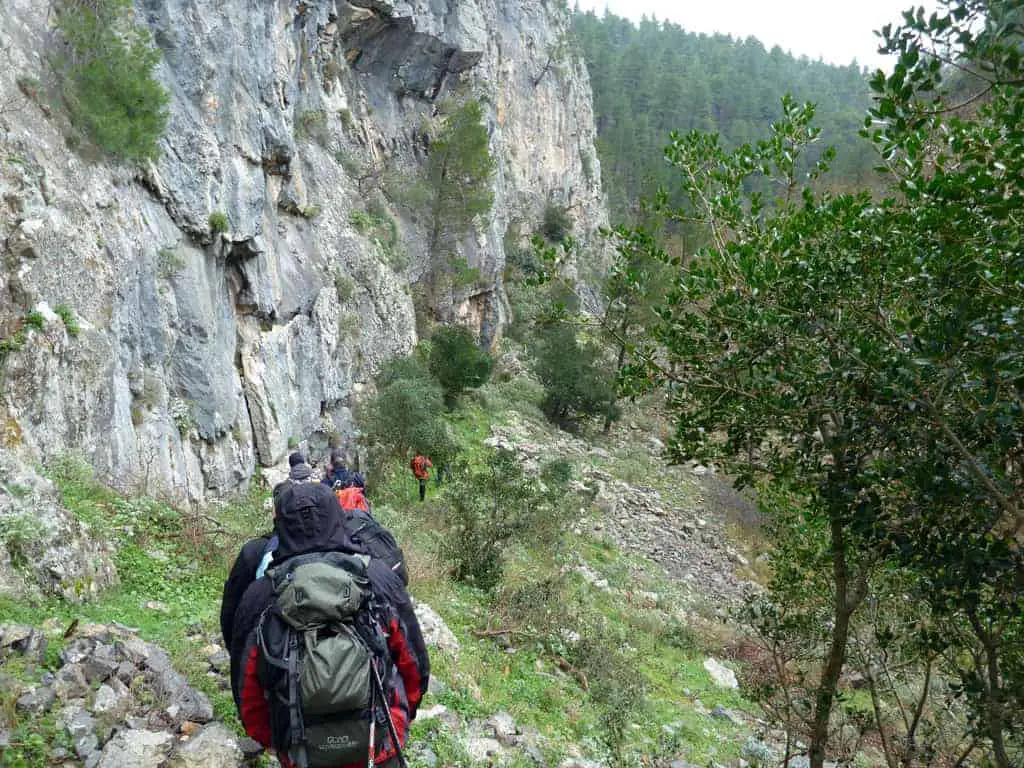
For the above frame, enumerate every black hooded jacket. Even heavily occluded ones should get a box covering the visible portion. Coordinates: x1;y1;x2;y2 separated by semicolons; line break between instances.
227;482;430;722
220;534;271;650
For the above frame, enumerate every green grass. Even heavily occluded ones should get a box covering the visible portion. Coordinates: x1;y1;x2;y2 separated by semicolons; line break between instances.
360;385;757;764
0;456;267;734
1;373;759;765
0;656;75;768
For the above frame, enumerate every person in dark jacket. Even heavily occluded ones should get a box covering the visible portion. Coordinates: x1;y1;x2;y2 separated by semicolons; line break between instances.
321;449;353;489
229;482;429;767
220;532;272;651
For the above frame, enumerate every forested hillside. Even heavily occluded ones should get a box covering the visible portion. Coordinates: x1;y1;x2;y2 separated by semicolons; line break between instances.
573;10;877;220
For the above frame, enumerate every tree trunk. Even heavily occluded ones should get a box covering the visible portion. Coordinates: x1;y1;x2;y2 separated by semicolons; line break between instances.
603;339;627;434
602;315;629;434
809;512;858;768
967;610;1011;768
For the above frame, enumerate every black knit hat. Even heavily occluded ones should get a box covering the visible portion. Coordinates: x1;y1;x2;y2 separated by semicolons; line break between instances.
288;451;306;467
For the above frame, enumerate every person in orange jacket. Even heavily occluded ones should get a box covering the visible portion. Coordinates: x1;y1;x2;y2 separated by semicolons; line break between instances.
410;455;432;502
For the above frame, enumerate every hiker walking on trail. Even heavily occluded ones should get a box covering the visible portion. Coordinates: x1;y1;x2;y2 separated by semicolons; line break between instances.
221;472;304;699
220;508;274;653
287;451;315;482
410;454;432;502
228;482;429;768
322;449;353;490
336;483;410;586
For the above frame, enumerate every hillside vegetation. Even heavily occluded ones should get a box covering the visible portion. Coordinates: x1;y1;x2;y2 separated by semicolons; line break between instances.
0;365;764;768
572;9;877;221
2;2;1021;767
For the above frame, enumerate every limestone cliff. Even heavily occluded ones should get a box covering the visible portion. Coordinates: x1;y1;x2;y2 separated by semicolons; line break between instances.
0;0;607;501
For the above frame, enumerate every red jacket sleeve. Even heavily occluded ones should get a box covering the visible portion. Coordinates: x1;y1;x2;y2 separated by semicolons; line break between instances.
386;616;424;714
240;644;272;747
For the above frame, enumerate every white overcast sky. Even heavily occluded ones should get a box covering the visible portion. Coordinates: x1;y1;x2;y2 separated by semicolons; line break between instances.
574;1;940;71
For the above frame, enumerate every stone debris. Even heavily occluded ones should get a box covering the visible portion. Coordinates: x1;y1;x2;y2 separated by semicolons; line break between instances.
486;418;759;606
704;657;740;690
413;601;461;655
1;622;243;768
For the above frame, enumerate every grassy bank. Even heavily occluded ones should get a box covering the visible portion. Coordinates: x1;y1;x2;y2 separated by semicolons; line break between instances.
1;377;756;767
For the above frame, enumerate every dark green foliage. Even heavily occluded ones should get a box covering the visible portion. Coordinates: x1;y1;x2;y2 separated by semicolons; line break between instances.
532;323;617;430
428;325;493;407
541;202;572;243
359;356;456;467
624;3;1024;762
52;0;169;161
24;311;45;331
441;451;568;591
573;9;876;221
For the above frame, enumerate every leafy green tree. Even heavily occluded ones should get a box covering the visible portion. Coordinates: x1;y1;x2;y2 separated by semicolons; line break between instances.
52;0;169;160
532;322;617;431
526;227;669;434
421;99;495;312
427;325;493;408
623;2;1024;763
359;357;456;468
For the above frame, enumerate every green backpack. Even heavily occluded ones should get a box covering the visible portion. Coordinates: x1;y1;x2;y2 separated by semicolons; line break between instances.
256;551;392;768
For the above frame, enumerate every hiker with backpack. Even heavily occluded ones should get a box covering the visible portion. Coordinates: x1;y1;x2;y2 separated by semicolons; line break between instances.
335;484;410;587
228;482;429;768
322;449;353;490
410;455;432;502
221;470;306;699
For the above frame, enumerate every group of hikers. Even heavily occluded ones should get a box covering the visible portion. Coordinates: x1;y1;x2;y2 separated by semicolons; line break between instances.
220;449;427;768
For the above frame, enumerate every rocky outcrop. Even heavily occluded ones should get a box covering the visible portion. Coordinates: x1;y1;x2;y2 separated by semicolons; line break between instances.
0;0;606;499
1;622;245;767
0;448;118;602
484;415;759;605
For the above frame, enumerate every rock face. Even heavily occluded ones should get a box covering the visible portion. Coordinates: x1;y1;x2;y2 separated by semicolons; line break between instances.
486;416;758;605
0;0;606;499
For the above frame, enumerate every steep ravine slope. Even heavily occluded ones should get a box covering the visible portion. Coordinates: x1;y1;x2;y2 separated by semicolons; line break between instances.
0;0;606;503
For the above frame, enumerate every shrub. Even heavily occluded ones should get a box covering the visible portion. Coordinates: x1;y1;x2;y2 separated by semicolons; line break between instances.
208;211;229;234
359;357;456;466
157;247;186;278
333;273;355;303
51;0;169;161
568;619;646;766
441;451;567;591
532;323;617;430
350;204;405;271
0;513;45;569
541;202;572;242
296;109;329;144
24;311;45;331
16;75;41;102
428;325;493;408
54;304;80;337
